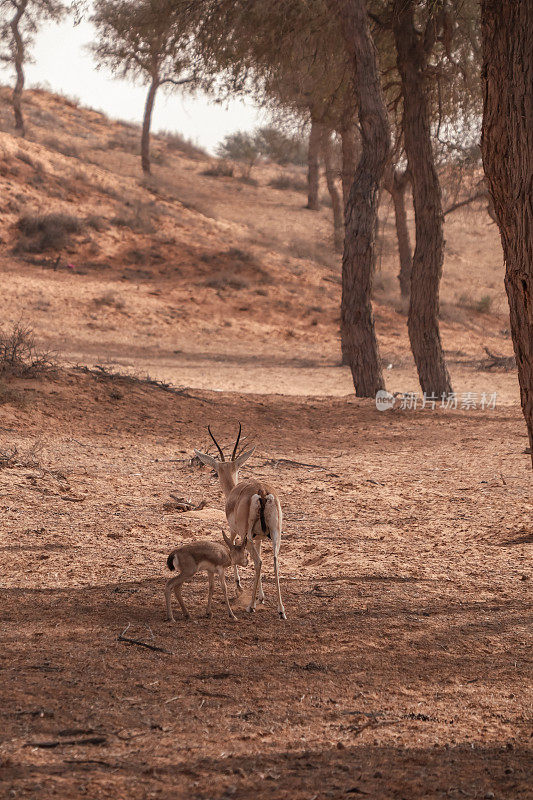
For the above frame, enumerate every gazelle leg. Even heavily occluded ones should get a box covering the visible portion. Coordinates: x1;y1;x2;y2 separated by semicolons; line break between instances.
205;571;215;618
256;540;265;603
218;568;237;621
165;574;190;621
233;564;243;596
271;531;286;620
246;538;262;613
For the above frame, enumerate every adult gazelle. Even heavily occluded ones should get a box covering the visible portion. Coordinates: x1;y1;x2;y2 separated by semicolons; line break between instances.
195;424;286;619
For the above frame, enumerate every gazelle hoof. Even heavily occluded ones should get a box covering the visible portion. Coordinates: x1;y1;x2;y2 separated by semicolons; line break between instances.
246;606;256;613
279;610;287;620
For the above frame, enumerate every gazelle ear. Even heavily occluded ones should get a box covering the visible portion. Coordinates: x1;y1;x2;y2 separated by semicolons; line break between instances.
194;449;218;469
234;446;256;467
220;528;232;548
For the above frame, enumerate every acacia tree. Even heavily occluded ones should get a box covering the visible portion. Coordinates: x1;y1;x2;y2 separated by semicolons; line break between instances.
326;0;390;396
391;0;453;396
0;0;67;135
481;0;533;466
91;0;199;174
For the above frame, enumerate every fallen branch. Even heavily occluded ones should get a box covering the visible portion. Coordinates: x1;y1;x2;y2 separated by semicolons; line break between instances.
263;458;328;471
479;346;515;371
26;737;107;748
118;624;173;655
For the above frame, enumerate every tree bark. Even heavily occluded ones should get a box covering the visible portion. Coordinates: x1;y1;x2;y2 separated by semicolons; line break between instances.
322;129;344;253
10;0;28;136
393;0;452;396
327;0;390;396
481;0;533;466
306;118;322;210
340;121;359;209
141;75;159;175
384;167;412;298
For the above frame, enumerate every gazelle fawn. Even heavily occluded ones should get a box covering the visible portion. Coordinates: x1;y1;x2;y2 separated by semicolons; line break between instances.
165;530;248;622
195;424;287;619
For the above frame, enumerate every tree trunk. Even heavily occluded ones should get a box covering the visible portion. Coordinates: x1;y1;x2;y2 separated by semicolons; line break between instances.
141;76;159;175
481;0;533;466
384;167;412;298
306;119;322;210
10;0;28;136
322;129;344;253
327;0;390;396
393;0;452;397
340;121;358;209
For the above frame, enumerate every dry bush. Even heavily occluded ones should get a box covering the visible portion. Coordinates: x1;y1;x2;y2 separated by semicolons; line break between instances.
204;274;251;291
268;174;307;192
92;292;125;310
158;130;206;159
110;201;156;233
15;213;84;252
42;137;80;159
457;293;494;314
0;323;54;378
0;441;43;467
107;132;139;155
201;161;234;178
226;247;256;264
85;214;109;232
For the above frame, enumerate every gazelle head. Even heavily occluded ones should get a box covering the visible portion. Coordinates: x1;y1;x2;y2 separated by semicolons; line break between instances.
194;423;255;489
221;528;249;567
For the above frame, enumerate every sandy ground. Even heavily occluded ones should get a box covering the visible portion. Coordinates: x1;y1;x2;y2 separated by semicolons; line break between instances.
0;370;531;799
0;88;531;799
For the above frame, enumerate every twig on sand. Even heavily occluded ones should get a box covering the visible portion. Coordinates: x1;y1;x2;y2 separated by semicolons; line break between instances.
262;458;335;473
117;623;173;655
26;737;107;749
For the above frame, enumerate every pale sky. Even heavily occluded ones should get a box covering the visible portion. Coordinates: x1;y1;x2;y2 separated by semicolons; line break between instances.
0;17;262;153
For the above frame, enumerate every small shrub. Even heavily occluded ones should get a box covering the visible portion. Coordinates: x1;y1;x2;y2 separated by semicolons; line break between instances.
42;137;80;159
110;201;156;233
85;214;109;232
457;293;493;313
202;161;234;178
204;274;250;291
255;125;307;166
92;292;125;310
107;133;139;154
238;175;258;186
475;295;493;313
226;247;256;264
158;129;206;159
0;322;54;377
216;131;260;178
268;174;307;192
16;213;84;252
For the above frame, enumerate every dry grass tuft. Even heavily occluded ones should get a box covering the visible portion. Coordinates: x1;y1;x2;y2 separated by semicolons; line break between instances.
15;213;85;252
268;175;307;192
201;161;234;178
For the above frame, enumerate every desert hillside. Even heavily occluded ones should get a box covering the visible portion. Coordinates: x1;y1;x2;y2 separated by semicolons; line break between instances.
0;89;531;800
0;86;515;399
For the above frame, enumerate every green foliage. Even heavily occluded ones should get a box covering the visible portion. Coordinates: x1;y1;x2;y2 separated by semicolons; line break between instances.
216;124;307;177
216;130;261;177
255;126;307;166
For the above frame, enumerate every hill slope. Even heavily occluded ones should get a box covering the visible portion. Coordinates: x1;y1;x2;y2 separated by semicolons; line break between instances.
0;86;516;399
